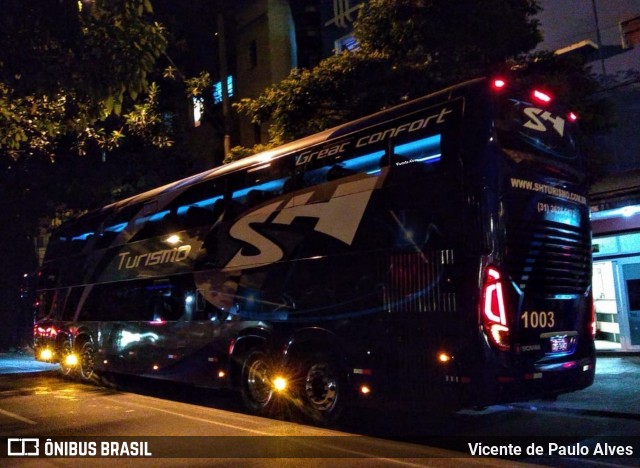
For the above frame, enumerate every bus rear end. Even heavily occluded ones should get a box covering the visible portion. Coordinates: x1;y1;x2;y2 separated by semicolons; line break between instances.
472;79;595;406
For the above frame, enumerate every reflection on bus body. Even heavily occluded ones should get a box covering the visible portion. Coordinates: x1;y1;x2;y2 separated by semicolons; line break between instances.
195;271;239;316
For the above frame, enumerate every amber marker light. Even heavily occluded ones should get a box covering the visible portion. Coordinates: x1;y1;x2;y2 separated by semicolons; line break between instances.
437;352;452;363
65;354;79;367
165;234;181;245
272;376;287;392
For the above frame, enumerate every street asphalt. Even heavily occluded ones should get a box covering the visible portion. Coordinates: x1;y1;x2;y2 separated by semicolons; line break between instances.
0;351;638;420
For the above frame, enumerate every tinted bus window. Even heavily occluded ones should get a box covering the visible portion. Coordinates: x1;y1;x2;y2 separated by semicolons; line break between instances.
63;287;83;320
47;212;97;258
390;134;442;172
295;138;385;187
228;158;293;214
168;179;226;228
79;279;188;322
94;204;141;248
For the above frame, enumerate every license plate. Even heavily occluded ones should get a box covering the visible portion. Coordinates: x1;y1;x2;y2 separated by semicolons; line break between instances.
550;335;569;352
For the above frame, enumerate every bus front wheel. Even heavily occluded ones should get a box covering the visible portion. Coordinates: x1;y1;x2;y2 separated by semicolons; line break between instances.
240;349;274;414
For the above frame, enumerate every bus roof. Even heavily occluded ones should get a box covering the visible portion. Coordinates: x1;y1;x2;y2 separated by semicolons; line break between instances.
104;77;486;212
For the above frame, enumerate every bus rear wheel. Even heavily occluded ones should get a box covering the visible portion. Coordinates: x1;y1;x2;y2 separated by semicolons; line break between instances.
298;354;345;425
240;349;274;414
79;342;96;381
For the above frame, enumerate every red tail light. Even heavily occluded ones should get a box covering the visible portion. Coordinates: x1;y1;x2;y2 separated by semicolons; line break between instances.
481;266;510;350
34;325;58;338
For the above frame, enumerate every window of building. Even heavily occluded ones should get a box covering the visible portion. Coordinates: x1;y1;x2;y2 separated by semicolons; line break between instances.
621;15;640;48
334;33;359;53
192;97;204;127
213;75;234;105
248;40;258;68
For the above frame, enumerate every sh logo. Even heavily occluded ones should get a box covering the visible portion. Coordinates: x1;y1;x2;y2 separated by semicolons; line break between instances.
523;107;566;137
223;177;378;271
8;438;39;456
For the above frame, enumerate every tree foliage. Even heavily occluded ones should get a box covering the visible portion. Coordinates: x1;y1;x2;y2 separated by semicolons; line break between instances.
234;51;399;146
235;0;543;145
0;0;168;159
356;0;541;78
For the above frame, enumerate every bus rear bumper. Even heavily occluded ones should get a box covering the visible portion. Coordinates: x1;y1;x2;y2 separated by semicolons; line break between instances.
487;356;596;405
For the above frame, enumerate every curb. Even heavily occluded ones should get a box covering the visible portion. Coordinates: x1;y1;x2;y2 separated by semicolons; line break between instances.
510;403;640;421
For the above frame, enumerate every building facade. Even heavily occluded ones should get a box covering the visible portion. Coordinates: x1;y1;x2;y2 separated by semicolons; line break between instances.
232;0;367;147
539;0;640;351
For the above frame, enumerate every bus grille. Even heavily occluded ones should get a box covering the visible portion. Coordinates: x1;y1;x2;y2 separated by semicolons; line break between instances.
385;249;456;313
506;220;591;295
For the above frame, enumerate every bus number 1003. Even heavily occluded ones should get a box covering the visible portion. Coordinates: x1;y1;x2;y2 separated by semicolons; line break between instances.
520;311;555;329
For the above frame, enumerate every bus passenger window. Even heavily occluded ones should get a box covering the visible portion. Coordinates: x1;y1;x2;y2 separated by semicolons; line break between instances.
296;138;385;186
35;291;54;320
283;171;306;193
229;164;288;213
63;287;83;320
327;164;356;181
246;190;269;207
162;212;183;232
151;295;172;322
184;204;221;228
392;134;442;169
96;229;119;248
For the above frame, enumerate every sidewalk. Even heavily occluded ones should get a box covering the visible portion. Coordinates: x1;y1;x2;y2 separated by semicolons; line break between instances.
0;352;638;419
514;354;640;419
0;351;59;375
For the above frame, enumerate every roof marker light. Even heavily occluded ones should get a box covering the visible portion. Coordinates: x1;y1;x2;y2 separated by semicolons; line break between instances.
532;89;552;103
492;78;507;90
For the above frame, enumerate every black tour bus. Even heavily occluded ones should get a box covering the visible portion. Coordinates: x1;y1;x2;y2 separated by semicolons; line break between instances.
34;77;595;424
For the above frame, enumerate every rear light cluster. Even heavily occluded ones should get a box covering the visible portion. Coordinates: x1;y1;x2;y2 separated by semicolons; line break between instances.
34;325;58;338
490;77;578;121
481;266;510;351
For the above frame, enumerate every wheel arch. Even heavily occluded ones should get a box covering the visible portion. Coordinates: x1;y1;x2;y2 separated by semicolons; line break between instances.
73;327;95;350
284;327;349;373
229;327;271;386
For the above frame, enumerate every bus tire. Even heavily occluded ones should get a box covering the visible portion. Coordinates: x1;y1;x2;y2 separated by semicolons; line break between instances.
240;349;274;414
298;353;346;425
79;342;96;381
